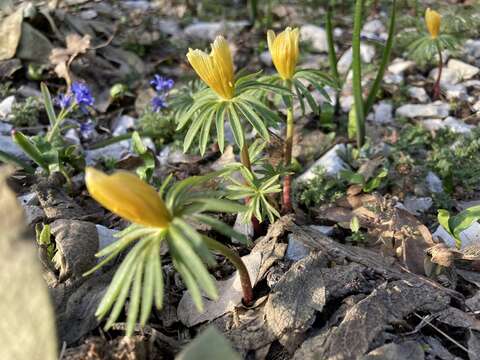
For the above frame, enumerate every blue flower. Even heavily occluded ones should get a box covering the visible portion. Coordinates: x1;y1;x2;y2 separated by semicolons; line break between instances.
150;75;174;93
151;95;167;112
71;81;94;112
55;93;72;109
80;119;95;139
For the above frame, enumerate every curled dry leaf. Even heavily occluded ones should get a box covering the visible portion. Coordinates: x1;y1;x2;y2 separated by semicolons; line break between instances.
49;33;91;85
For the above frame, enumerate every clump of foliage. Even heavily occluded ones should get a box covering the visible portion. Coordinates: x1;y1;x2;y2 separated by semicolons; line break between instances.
11;97;41;127
297;167;347;208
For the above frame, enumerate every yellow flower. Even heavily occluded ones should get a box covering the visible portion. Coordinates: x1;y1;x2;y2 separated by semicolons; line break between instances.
186;36;235;100
267;27;300;81
425;8;441;39
85;167;171;228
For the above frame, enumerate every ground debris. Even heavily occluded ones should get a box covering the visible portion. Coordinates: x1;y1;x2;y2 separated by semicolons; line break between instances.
293;280;450;359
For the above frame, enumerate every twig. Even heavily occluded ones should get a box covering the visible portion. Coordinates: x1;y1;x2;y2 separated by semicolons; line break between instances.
109;323;182;350
413;312;472;356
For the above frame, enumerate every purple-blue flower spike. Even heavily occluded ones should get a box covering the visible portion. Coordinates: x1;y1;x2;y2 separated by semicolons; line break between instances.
151;96;167;112
150;75;174;93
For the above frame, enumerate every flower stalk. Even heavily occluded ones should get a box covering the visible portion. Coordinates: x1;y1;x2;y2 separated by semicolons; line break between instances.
283;81;294;212
433;40;443;100
352;0;366;148
202;235;253;305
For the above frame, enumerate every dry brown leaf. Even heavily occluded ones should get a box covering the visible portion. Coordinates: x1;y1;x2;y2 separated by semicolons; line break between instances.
49;33;91;85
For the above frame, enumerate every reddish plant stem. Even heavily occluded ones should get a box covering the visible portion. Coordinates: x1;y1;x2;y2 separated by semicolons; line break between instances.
433;41;443;100
203;236;253;306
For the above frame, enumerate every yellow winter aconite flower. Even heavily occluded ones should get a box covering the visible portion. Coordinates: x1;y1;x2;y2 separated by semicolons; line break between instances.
267;27;300;81
425;8;441;39
85;167;171;228
186;36;235;100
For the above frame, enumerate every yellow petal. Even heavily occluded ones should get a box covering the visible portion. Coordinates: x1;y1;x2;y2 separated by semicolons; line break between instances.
85;167;171;228
425;8;441;39
267;27;299;80
186;36;235;100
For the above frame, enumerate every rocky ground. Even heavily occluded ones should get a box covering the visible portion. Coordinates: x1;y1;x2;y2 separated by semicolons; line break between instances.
2;0;480;359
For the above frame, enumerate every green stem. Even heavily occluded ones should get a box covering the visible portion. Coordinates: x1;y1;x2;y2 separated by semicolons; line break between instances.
248;0;258;25
352;0;366;148
203;236;253;305
12;130;49;172
46;104;74;143
364;0;397;115
326;0;341;116
282;92;294;212
0;149;35;174
89;131;159;150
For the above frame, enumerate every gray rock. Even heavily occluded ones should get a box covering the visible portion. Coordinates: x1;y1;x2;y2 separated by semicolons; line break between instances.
85;140;130;165
426;171;443;193
112;115;136;136
383;73;403;85
429;67;459;85
395;101;450;119
473;100;480;113
388;58;415;75
0;135;27;158
465;39;480;59
0;121;12;134
95;224;118;252
447;59;480;80
403;196;433;215
362;341;424;360
371;101;393;124
422;116;473;134
79;10;97;20
300;25;328;53
337;44;376;74
442;83;467;101
259;50;272;66
297;144;349;182
361;19;385;38
407;87;429;103
286;226;333;262
433;222;480;249
0;95;15;119
17;192;38;206
24;205;45;225
184;21;249;41
157;19;181;37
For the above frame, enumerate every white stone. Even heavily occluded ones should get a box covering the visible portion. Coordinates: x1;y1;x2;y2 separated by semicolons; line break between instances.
362;19;385;36
388;58;415;75
442;83;467;101
157;19;181;37
465;39;480;59
300;24;328;53
0;121;12;134
17;192;38;206
184;21;249;41
372;101;393;124
112;115;136;136
403;196;433;215
447;59;480;80
0;135;27;158
423;116;473;134
85;140;131;165
433;222;480;250
340;95;354;112
473;100;480;112
297;144;349;182
259;51;272;66
407;87;429;103
463;79;480;89
383;73;403;85
96;224;118;251
64;128;81;145
286;225;334;261
426;171;443;193
429;67;460;85
396;101;450;119
0;96;15;119
337;44;376;74
79;10;97;20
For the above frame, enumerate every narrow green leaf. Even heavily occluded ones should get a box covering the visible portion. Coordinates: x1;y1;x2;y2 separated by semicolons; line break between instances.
171;255;204;312
152;241;164;309
41;83;57;127
235;101;269;140
11;131;48;171
126;255;144;336
215;102;227;152
227;105;244;149
140;242;156;325
171;219;216;266
194;214;249;245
